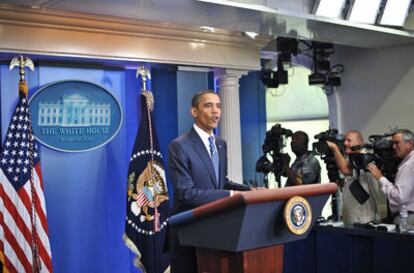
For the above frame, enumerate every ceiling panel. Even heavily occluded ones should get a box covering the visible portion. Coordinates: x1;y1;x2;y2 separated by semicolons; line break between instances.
1;0;414;48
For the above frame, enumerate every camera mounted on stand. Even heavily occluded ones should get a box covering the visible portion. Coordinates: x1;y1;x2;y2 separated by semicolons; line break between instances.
312;128;345;221
313;129;345;185
256;124;293;188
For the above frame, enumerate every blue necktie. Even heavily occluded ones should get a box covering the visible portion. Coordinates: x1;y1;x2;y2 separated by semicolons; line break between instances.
208;136;219;184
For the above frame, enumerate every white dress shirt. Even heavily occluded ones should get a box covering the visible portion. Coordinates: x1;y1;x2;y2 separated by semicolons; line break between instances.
379;149;414;214
193;124;215;157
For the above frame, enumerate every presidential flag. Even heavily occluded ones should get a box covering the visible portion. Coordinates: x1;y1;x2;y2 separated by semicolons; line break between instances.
123;89;170;273
0;79;53;273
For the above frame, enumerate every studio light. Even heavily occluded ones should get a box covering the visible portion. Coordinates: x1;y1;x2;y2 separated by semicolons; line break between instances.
261;69;279;88
308;41;343;87
276;37;298;67
378;0;412;26
311;42;334;55
326;74;341;86
275;58;288;84
260;58;289;88
316;59;331;72
347;0;382;24
276;37;298;56
277;52;291;65
314;0;346;19
308;72;326;85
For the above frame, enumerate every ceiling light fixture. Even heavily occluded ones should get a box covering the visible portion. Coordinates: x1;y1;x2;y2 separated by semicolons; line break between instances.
378;0;412;26
314;0;346;19
243;31;259;39
199;26;215;32
347;0;382;24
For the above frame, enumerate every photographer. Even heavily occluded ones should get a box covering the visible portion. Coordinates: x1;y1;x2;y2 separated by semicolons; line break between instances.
327;130;386;225
368;129;414;228
283;131;321;187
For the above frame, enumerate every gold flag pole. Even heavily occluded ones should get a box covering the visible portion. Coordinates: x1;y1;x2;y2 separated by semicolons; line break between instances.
9;56;42;273
135;66;162;232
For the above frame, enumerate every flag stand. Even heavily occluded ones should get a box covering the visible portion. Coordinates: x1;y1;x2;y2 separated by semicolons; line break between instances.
1;56;53;272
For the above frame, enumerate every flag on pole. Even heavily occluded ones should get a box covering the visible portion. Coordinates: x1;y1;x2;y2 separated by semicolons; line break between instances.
0;61;53;273
123;68;170;273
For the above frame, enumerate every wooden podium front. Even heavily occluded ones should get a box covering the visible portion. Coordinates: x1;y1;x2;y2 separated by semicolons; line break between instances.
170;183;337;273
196;244;285;273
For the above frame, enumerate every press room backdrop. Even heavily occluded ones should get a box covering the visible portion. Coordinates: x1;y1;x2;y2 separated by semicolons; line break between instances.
0;62;265;273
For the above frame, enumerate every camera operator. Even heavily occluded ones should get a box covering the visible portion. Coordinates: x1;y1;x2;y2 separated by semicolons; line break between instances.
368;129;414;229
327;130;386;225
283;131;321;187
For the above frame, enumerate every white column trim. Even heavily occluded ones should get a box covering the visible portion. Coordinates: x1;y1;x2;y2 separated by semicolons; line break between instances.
215;68;248;183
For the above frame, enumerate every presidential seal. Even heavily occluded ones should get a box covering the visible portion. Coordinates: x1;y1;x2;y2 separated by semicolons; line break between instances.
284;196;312;235
128;160;169;224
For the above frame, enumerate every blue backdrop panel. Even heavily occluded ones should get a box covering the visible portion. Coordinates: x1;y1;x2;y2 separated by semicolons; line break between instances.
239;71;266;185
151;67;178;207
176;70;209;136
151;67;179;167
34;65;131;273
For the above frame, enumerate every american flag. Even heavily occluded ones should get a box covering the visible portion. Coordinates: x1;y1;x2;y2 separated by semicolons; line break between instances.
0;80;53;273
135;190;151;207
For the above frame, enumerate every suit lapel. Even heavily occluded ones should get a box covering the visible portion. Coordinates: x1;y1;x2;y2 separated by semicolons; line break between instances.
189;128;218;188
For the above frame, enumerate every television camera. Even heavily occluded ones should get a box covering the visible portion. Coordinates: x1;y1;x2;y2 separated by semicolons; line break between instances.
256;124;292;188
312;129;345;184
348;133;399;181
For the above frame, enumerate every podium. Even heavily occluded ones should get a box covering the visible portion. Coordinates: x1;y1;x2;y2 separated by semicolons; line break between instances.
170;183;337;273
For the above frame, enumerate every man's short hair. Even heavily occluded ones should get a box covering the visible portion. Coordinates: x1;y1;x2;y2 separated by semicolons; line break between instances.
191;90;217;108
346;130;364;143
393;129;414;143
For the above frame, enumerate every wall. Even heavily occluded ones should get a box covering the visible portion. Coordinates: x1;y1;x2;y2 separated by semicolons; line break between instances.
176;70;211;135
0;63;178;273
240;71;267;185
330;43;414;137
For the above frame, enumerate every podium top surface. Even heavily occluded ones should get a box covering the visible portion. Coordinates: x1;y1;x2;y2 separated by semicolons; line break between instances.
170;183;337;227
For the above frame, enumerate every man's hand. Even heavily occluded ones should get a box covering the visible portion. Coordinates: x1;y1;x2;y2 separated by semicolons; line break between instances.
367;163;383;180
282;153;291;168
326;140;339;152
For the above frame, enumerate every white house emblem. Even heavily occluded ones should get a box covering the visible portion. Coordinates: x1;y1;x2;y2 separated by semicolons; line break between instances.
29;80;122;152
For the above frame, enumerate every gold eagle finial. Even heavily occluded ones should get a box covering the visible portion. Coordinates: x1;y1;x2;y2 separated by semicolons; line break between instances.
9;56;34;81
136;66;154;111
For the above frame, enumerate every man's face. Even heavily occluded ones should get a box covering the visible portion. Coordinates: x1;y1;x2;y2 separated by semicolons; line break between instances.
191;93;221;134
392;133;413;159
344;132;363;154
291;133;307;155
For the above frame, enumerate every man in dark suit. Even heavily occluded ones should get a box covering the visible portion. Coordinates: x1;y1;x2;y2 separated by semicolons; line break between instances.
168;90;251;273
